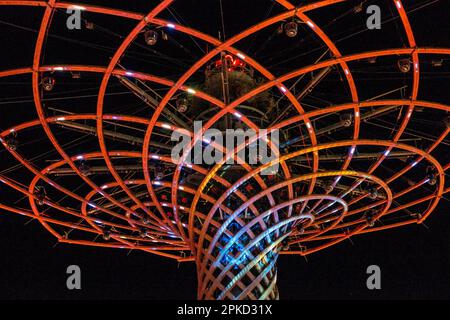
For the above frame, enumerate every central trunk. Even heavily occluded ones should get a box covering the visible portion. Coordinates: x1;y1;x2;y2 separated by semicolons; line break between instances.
197;250;280;300
195;221;291;300
192;197;312;300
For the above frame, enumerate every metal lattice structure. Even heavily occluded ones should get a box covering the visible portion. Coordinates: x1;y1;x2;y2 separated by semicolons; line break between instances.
0;0;449;300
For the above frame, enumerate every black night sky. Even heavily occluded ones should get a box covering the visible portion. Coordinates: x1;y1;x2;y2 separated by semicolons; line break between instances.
0;0;449;300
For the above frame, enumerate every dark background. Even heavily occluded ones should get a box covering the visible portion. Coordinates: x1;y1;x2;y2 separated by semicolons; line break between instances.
0;211;449;299
0;0;449;300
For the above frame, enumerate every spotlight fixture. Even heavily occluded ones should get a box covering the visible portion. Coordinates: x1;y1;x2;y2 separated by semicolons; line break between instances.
365;210;376;227
426;166;437;185
367;56;377;64
353;3;363;13
281;239;290;251
284;21;298;38
78;161;90;176
444;116;450;129
71;72;81;79
84;20;94;30
340;112;353;127
144;229;152;238
103;230;111;241
155;166;164;180
42;76;55;91
276;23;284;34
368;187;378;200
140;228;153;238
160;30;168;41
144;29;158;46
139;228;147;238
398;58;411;73
35;186;47;206
427;173;437;186
176;96;189;113
431;59;443;67
323;180;334;193
5;134;18;151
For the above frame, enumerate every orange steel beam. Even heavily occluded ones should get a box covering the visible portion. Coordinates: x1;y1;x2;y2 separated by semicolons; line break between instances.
0;0;448;300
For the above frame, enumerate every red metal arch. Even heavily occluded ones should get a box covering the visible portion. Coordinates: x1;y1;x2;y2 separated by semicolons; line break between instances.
0;0;449;300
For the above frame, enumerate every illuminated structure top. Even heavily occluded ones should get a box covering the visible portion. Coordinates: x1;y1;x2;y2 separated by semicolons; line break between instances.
0;0;449;300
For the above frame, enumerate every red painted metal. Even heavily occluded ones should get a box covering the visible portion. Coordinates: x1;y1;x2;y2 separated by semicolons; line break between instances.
0;0;448;300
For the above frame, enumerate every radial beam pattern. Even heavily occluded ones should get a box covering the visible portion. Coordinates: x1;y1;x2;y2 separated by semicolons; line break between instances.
0;0;449;300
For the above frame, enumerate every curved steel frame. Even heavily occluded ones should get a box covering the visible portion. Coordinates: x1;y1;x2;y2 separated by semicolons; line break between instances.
0;0;449;300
